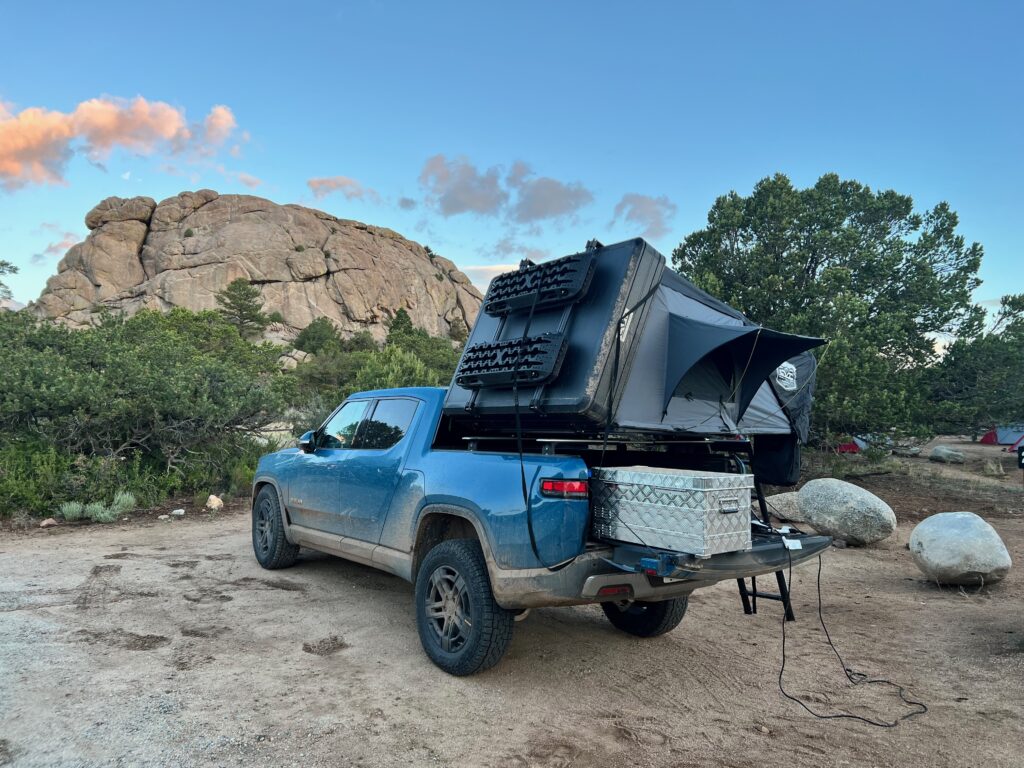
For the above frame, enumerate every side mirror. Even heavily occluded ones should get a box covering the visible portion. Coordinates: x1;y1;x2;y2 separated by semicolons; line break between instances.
298;430;316;453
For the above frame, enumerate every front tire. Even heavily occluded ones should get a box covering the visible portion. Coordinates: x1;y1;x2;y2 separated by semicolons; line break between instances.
601;597;688;638
252;485;299;569
415;539;514;676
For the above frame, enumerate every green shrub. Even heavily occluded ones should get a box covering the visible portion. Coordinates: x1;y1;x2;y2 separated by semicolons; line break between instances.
109;491;136;515
0;309;292;517
59;501;85;522
85;502;117;523
294;317;341;354
385;309;461;379
449;318;469;344
352;345;441;392
295;244;305;252
184;228;194;238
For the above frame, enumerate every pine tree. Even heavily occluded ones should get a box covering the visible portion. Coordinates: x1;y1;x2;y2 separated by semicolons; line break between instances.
215;279;272;339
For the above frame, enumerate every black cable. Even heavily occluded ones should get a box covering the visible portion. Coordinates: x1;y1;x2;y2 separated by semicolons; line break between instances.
511;289;549;568
778;552;928;727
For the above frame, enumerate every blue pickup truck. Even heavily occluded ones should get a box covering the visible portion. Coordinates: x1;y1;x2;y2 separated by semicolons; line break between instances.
252;386;829;675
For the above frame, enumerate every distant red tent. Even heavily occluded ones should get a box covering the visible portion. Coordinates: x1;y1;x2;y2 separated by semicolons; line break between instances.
836;441;861;454
980;429;999;444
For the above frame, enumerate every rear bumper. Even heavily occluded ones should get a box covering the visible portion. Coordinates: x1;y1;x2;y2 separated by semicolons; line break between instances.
487;532;831;609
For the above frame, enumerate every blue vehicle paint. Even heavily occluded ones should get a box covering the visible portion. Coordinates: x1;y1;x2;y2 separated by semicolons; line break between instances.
255;387;590;569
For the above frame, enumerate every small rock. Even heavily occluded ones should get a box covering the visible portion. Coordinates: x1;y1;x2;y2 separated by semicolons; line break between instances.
158;514;170;520
797;479;897;545
40;517;58;528
893;446;922;457
833;539;848;549
205;494;224;512
171;509;185;517
929;445;965;464
758;725;770;734
910;512;1012;585
278;349;312;370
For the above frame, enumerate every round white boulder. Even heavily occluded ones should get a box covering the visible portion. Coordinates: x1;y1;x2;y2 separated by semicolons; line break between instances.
797;478;896;545
766;492;805;522
909;512;1012;586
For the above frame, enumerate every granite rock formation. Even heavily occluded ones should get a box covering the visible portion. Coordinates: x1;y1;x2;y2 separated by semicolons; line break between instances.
31;190;482;341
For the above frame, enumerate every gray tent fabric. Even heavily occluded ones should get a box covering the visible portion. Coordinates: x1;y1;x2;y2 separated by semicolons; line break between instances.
615;270;825;440
738;378;794;434
765;350;818;442
663;315;755;412
664;316;822;416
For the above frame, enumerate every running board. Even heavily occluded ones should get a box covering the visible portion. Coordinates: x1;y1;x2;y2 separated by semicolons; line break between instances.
287;525;413;581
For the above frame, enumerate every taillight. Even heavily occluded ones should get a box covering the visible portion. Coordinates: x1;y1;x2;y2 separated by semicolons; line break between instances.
597;585;633;599
540;478;588;498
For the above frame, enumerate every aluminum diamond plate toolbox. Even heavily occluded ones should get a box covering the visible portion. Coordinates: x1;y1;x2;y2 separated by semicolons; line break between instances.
591;466;753;556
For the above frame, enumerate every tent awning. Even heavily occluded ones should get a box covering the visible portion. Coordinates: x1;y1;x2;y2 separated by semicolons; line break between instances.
664;314;825;416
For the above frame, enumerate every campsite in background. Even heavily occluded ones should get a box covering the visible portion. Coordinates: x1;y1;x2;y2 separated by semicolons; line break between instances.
1;2;1021;766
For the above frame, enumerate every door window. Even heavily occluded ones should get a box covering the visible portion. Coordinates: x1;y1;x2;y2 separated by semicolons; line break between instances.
354;398;418;450
318;400;369;449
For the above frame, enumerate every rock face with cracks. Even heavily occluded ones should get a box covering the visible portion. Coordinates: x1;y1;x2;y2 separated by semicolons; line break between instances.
30;190;482;342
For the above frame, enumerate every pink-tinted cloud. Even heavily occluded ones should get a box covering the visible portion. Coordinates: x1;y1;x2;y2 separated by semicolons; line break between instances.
610;193;678;240
203;105;236;146
71;97;192;158
0;106;76;188
236;172;262;189
418;154;508;216
0;97;240;191
307;175;380;202
461;264;519;292
32;226;80;264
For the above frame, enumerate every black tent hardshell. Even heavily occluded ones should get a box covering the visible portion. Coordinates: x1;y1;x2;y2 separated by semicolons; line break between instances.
444;239;825;480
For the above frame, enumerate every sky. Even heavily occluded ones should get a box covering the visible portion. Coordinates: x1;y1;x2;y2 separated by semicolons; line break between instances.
1;1;1021;308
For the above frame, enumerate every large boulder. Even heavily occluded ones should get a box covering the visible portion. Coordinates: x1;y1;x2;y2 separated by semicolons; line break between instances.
29;191;482;344
929;445;965;464
766;492;804;522
909;512;1012;586
797;479;896;545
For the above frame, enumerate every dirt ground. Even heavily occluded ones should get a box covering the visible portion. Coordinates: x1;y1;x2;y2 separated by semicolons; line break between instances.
2;481;1022;768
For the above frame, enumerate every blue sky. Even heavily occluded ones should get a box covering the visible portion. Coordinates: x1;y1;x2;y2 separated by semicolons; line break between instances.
2;1;1021;308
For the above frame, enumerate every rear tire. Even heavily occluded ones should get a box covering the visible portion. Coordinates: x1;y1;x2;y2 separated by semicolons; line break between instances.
252;485;299;569
415;539;514;675
601;597;688;638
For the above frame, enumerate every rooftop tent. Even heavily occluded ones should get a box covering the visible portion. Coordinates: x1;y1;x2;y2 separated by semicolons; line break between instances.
615;269;825;440
443;238;824;468
662;315;823;419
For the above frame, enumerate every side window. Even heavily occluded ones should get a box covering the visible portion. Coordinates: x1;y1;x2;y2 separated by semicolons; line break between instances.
319;400;369;450
354;398;418;450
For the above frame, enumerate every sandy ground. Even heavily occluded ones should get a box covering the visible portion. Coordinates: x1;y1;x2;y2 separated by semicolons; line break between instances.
916;437;1023;490
2;499;1022;768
